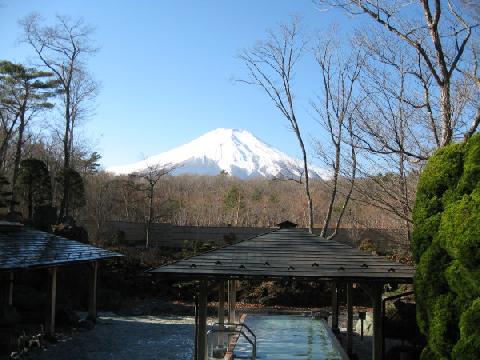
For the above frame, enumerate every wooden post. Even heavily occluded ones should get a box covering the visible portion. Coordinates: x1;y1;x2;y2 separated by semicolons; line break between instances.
218;280;225;327
7;272;13;306
45;267;57;336
331;282;339;332
217;280;225;348
372;284;383;360
346;282;353;355
227;279;236;324
197;280;208;360
194;295;199;360
88;262;98;322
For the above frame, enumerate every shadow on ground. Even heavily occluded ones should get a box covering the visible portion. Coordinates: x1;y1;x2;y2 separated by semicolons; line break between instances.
25;315;195;360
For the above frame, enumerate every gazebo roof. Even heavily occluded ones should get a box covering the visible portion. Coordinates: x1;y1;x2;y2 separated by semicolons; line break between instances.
0;222;123;271
151;228;415;283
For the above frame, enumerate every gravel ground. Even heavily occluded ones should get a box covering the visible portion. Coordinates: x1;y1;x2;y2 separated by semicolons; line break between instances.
24;314;196;360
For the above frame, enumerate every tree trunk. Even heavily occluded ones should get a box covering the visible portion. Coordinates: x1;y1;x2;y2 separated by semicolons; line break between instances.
327;128;357;240
59;90;71;221
321;141;341;238
399;153;412;243
295;127;313;233
9;112;26;213
440;81;453;146
146;186;153;248
28;180;33;220
0;136;12;170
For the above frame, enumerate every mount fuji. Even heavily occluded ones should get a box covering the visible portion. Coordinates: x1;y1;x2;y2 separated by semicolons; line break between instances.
107;128;328;179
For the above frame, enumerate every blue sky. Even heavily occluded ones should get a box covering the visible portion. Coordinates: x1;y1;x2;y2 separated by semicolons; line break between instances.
0;0;364;168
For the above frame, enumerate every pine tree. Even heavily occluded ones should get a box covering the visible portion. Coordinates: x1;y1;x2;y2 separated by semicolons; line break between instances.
0;60;59;212
17;159;52;219
55;168;86;218
0;173;11;209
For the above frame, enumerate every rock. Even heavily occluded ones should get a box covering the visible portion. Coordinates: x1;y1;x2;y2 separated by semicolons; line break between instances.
0;305;21;326
78;318;95;330
5;211;23;223
355;311;373;336
33;205;57;231
14;285;46;311
54;223;89;244
98;288;123;310
0;328;16;355
56;307;80;326
43;333;58;343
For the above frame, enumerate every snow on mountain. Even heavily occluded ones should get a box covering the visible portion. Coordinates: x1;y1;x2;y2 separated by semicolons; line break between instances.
107;128;329;179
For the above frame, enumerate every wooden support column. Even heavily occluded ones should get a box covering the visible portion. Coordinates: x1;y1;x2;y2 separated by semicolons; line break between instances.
227;279;236;324
346;282;354;355
87;262;98;322
331;281;339;332
197;280;208;360
218;280;225;327
45;267;57;336
7;272;13;306
372;284;383;360
217;280;225;347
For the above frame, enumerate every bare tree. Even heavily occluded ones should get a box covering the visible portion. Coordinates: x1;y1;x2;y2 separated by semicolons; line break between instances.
459;39;480;140
83;171;115;244
313;38;361;239
353;51;420;230
21;13;98;220
318;0;480;145
133;163;176;248
239;19;315;232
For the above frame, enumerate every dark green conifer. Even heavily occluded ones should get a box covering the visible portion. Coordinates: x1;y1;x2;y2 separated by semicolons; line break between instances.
17;158;52;219
0;60;59;212
413;134;480;359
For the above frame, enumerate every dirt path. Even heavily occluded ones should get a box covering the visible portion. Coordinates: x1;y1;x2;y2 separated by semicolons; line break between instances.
25;314;195;360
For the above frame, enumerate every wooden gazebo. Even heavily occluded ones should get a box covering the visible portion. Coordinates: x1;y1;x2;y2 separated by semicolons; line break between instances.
0;221;123;335
151;228;415;360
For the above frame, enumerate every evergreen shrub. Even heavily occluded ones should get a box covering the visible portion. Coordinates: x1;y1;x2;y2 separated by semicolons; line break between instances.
412;134;480;360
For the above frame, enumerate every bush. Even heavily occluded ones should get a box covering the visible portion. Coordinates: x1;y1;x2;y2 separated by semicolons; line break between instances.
412;134;480;359
452;299;480;360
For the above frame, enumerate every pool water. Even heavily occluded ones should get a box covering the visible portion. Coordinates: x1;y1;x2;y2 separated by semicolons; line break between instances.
234;315;344;360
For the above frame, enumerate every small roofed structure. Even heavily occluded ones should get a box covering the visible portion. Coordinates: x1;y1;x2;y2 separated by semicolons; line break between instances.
276;220;297;229
0;221;122;336
151;228;415;360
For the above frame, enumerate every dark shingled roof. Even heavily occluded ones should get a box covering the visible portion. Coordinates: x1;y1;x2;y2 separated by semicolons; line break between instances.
0;222;123;271
151;229;415;283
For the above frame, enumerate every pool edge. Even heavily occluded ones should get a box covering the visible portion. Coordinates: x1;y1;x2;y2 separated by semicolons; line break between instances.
322;319;350;360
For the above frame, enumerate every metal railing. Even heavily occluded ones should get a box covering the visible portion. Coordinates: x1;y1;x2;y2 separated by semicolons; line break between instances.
207;322;256;360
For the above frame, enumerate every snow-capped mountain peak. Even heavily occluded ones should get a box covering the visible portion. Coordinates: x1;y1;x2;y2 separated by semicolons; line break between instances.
107;128;328;179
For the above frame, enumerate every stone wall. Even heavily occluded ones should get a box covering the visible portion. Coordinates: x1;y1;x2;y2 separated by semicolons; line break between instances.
81;220;408;253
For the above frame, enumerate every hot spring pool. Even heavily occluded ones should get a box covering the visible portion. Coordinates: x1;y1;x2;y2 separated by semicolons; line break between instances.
233;315;346;360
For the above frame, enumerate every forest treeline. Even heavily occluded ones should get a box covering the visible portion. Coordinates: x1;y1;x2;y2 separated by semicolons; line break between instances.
80;171;415;242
